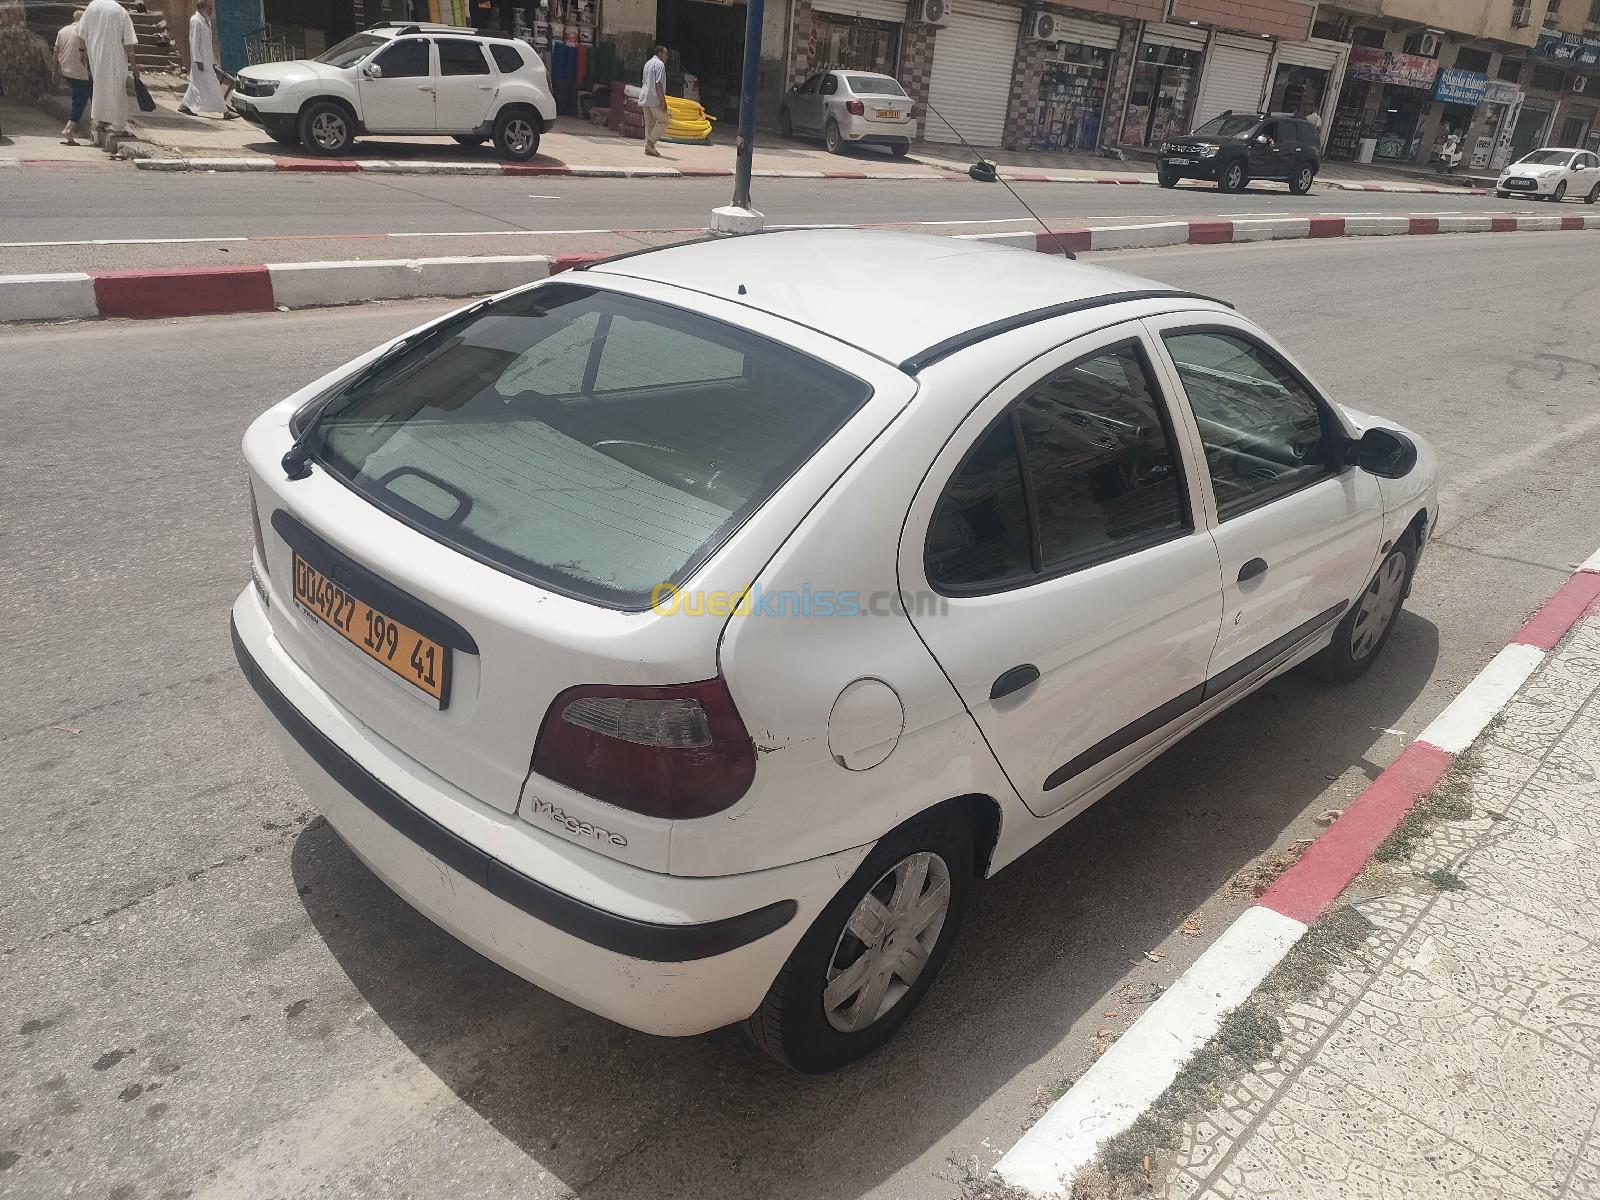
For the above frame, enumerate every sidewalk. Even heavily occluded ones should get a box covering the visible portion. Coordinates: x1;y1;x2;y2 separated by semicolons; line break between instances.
1006;562;1600;1199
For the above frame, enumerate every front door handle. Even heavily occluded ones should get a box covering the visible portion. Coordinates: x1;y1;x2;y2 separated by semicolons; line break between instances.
418;84;436;92
1238;557;1268;582
991;664;1040;700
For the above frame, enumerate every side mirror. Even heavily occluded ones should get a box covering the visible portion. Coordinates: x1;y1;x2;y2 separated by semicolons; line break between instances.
362;63;383;79
1351;427;1417;479
1254;133;1269;144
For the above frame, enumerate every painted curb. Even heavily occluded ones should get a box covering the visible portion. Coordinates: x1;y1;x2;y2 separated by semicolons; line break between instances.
994;552;1600;1196
5;211;1599;323
124;154;1486;193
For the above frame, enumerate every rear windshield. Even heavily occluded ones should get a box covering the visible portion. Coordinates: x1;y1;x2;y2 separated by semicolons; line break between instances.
1191;114;1259;138
846;74;906;96
307;283;872;607
317;33;386;68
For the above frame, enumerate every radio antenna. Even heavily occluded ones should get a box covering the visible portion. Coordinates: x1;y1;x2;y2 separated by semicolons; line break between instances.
921;98;1075;260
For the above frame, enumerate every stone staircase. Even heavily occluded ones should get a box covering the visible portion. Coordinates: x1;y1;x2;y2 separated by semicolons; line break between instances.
23;0;183;75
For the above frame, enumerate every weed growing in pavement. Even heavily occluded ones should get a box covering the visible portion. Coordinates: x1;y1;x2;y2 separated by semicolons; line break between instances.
1373;747;1482;863
1425;868;1467;890
950;1156;1039;1200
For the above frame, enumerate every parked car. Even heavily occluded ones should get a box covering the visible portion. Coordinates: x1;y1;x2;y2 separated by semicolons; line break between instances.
233;230;1436;1072
780;70;916;156
1158;111;1322;194
1496;147;1600;202
230;22;556;161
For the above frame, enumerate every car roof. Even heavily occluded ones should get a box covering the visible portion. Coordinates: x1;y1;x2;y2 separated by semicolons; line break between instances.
1530;146;1586;154
587;229;1214;369
364;22;522;43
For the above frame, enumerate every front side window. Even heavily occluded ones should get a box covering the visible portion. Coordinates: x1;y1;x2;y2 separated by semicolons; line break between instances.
926;341;1188;589
309;283;871;607
1163;331;1334;519
438;39;490;76
799;74;822;94
372;38;430;79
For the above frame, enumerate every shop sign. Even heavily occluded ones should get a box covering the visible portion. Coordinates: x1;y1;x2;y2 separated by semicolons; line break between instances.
1434;67;1488;105
1534;30;1600;66
1347;46;1439;90
1483;80;1522;106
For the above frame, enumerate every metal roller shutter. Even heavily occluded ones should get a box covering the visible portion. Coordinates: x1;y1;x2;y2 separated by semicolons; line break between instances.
1194;35;1271;126
1141;21;1207;52
814;0;909;24
1273;38;1342;71
924;0;1021;146
1046;15;1119;50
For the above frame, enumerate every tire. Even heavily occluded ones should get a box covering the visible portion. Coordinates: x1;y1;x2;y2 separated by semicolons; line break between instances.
891;141;910;158
1288;162;1315;196
743;809;975;1073
825;119;843;155
1219;159;1247;193
779;108;793;138
493;108;541;161
452;134;486;147
1587;182;1599;205
1157;167;1178;188
1552;180;1567;203
297;100;355;156
1312;533;1416;684
1496;190;1509;199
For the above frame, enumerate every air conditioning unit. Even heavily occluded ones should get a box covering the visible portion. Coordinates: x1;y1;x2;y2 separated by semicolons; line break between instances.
1418;31;1441;56
919;0;948;23
1577;73;1590;91
1512;2;1533;26
1027;11;1058;41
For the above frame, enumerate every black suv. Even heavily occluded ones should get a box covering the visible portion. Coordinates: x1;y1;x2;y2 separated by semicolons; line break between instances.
1157;111;1322;195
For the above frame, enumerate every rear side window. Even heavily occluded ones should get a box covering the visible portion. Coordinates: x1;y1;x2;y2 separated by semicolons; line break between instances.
1163;331;1333;519
927;341;1189;590
491;43;526;73
310;284;871;607
1296;120;1319;145
372;38;429;78
437;39;490;76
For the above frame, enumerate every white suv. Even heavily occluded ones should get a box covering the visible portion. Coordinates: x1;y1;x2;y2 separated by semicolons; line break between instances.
231;23;556;161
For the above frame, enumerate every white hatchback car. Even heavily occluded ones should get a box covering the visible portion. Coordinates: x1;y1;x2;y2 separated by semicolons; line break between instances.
230;22;556;161
1496;146;1600;202
233;231;1437;1072
780;70;917;156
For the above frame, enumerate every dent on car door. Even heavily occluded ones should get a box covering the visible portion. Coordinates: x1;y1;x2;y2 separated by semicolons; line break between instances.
1143;318;1382;692
902;323;1225;819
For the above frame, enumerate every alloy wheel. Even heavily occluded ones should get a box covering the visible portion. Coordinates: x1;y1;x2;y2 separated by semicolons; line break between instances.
1296;166;1313;192
1350;551;1408;661
310;111;346;151
1226;163;1243;191
504;117;536;156
824;852;951;1033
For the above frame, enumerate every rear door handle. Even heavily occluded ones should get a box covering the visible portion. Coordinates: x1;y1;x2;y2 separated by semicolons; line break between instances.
1238;557;1268;582
991;664;1040;700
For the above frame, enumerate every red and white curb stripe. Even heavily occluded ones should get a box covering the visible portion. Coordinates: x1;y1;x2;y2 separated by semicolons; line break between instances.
994;551;1600;1196
4;212;1598;324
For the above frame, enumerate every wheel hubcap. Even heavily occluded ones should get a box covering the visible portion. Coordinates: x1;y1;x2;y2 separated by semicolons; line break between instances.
1229;166;1241;188
824;852;951;1033
1298;168;1311;189
311;113;344;148
1350;550;1407;661
506;119;534;153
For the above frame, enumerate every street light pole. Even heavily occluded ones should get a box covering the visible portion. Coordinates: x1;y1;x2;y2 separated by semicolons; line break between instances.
711;0;766;233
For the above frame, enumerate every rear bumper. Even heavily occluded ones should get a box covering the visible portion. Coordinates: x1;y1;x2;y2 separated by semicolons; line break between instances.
231;587;867;1035
839;114;915;144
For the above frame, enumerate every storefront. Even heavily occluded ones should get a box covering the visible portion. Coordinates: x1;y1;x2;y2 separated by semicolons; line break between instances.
923;0;1019;146
1344;46;1439;161
1021;17;1119;152
1120;22;1205;147
656;0;746;119
1475;79;1523;170
1193;31;1272;127
808;0;907;75
1265;40;1344;127
1559;103;1595;149
1431;65;1487;164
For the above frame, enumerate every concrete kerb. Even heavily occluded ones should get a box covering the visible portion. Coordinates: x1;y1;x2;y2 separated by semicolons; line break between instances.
5;212;1599;324
993;552;1600;1197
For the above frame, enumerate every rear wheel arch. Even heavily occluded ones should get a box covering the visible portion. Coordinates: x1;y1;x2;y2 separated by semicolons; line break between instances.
946;794;1002;878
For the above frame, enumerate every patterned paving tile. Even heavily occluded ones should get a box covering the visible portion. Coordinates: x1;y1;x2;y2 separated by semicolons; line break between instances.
1458;822;1600;941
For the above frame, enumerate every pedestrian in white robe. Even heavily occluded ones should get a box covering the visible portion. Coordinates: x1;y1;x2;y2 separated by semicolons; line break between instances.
80;0;139;134
179;0;233;118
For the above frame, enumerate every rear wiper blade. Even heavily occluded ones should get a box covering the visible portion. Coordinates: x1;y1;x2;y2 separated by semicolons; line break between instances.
281;297;496;480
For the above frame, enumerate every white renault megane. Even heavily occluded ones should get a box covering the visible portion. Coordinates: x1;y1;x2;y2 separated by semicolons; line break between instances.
233;230;1437;1072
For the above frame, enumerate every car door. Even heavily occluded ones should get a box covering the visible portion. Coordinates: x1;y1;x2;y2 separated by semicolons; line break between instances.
1144;317;1383;694
358;36;435;131
901;322;1225;819
433;37;495;132
1248;119;1285;179
791;74;823;134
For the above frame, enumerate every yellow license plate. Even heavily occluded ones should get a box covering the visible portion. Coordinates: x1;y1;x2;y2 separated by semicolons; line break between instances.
292;553;448;705
876;109;899;119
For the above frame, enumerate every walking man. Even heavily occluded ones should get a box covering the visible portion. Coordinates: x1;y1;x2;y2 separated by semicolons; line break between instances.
55;10;92;145
642;45;668;158
179;0;234;118
80;0;140;139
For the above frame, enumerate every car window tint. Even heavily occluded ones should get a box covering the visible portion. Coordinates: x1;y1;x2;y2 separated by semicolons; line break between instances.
1016;344;1187;569
1255;120;1280;143
438;39;490;76
592;315;746;391
821;74;838;95
927;418;1032;588
1297;120;1318;145
491;43;526;73
373;38;429;78
802;74;821;93
1164;331;1332;519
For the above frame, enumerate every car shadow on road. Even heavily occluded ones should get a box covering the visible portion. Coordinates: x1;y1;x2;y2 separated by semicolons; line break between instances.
290;610;1438;1200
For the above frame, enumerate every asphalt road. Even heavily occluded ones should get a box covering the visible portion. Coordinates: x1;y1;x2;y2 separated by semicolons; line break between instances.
4;232;1599;1200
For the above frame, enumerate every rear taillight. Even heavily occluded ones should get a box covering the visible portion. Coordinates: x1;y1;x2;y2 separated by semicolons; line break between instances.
248;481;268;576
846;99;865;116
532;678;756;819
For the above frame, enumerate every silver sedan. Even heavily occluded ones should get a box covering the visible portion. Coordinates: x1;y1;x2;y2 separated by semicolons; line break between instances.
780;70;917;156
